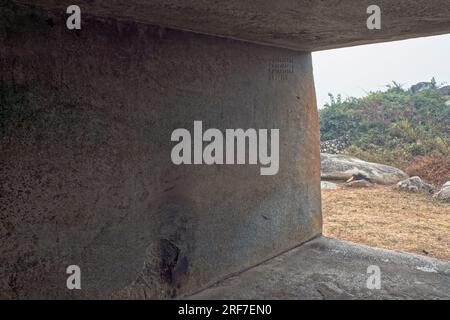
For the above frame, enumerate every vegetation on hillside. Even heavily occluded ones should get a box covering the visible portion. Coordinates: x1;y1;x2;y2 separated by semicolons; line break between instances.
319;80;450;185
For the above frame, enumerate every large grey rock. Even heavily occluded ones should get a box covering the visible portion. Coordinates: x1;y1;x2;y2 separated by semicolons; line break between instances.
434;181;450;202
396;176;435;194
320;153;408;185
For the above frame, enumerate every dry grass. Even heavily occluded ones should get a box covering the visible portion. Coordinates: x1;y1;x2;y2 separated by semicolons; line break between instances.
403;155;450;186
322;185;450;261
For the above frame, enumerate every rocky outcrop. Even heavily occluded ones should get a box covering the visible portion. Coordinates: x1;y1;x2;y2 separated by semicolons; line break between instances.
396;176;435;194
439;85;450;96
410;82;450;95
411;82;434;93
434;181;450;202
321;153;408;185
320;135;350;154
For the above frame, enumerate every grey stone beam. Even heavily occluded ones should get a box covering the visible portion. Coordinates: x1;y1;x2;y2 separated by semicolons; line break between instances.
12;0;450;51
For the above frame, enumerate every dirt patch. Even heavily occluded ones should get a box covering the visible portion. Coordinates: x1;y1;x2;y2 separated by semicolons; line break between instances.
322;185;450;261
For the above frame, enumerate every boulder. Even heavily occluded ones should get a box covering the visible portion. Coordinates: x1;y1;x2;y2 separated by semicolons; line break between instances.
320;153;408;185
396;176;434;194
321;181;338;190
434;181;450;202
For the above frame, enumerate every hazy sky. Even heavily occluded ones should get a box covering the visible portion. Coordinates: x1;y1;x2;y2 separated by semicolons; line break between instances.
312;34;450;108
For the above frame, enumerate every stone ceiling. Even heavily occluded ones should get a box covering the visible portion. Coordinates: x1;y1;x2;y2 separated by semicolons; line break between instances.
13;0;450;50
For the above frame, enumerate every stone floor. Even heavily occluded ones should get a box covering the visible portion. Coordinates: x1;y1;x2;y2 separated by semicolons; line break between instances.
188;237;450;299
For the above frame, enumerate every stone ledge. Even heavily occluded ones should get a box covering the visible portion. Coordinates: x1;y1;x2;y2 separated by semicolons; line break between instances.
188;236;450;299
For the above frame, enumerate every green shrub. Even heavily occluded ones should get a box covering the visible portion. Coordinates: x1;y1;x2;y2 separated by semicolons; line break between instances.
320;80;450;166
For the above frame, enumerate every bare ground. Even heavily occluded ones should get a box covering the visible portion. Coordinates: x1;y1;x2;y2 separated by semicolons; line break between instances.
322;185;450;261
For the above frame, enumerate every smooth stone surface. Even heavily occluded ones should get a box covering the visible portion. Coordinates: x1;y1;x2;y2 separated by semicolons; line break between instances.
189;237;450;300
0;6;321;299
13;0;450;51
321;153;408;185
